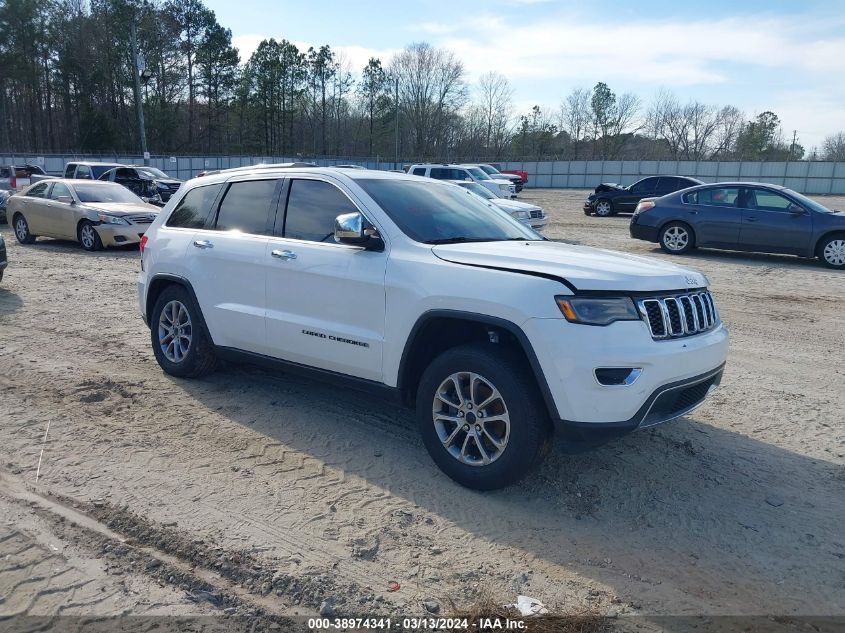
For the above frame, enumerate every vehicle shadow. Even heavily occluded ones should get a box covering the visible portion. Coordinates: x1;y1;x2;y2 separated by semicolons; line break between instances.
24;238;140;258
172;363;844;615
647;246;832;272
0;288;23;315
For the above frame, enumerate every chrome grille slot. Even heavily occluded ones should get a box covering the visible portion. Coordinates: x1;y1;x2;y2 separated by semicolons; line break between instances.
126;214;155;224
529;209;543;219
637;291;719;340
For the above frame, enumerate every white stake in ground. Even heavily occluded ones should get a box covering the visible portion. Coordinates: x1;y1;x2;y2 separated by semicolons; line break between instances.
35;420;51;483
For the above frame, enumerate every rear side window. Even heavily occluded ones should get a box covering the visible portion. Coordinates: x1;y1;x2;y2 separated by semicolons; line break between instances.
0;167;10;178
167;184;223;228
430;168;466;180
412;168;426;176
283;179;359;242
696;187;740;207
214;179;277;235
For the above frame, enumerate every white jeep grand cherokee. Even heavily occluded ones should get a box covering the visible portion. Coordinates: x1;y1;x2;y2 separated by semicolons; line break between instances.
137;166;728;490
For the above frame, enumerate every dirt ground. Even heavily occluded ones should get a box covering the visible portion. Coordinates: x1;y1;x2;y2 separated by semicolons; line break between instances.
0;188;843;625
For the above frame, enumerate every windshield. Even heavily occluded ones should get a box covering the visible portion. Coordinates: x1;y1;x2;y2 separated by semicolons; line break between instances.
466;167;491;181
458;181;496;199
480;165;501;176
786;189;835;214
90;165;122;179
358;179;539;244
137;167;169;179
74;183;144;204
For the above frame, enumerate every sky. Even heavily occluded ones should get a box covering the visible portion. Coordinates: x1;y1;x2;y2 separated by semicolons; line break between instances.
205;0;845;152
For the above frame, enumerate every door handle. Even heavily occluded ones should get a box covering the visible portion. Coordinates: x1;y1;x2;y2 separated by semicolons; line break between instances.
193;240;214;249
745;217;758;223
271;249;297;260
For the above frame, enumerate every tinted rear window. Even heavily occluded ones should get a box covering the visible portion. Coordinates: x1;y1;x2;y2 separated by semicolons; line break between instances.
167;184;223;228
214;179;277;235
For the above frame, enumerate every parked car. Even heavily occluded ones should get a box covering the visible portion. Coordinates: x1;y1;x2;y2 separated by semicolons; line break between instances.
98;166;182;205
629;182;845;269
585;176;703;217
0;189;10;223
8;179;159;251
449;180;546;232
0;233;6;283
468;164;524;193
1;164;50;191
63;161;125;181
490;163;529;186
137;166;727;489
408;163;516;198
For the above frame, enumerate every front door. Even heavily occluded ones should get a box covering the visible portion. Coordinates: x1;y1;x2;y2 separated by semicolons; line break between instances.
184;178;281;355
738;187;813;255
265;177;387;381
45;181;78;239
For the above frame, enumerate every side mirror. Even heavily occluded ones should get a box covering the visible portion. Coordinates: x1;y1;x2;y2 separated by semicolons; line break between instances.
464;177;472;182
56;195;73;204
788;204;805;215
334;212;383;250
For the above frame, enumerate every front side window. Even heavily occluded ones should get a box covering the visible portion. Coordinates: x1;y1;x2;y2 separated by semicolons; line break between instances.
630;178;657;193
357;178;539;244
214;179;278;235
745;188;799;212
64;165;75;178
75;165;92;179
167;184;223;228
50;182;72;201
26;183;50;198
283;179;360;242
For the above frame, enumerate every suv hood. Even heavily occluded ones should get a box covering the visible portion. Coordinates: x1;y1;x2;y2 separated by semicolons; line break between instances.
432;241;708;292
493;199;541;212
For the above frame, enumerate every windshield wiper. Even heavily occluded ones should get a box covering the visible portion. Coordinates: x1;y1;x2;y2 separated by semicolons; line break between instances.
425;237;499;245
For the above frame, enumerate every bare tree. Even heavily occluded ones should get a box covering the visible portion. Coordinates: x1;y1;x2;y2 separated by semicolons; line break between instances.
822;132;845;161
710;105;744;159
476;72;513;158
558;87;591;158
388;42;466;157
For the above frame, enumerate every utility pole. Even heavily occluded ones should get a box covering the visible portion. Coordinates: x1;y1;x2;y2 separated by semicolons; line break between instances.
129;20;149;166
394;74;399;168
789;130;797;161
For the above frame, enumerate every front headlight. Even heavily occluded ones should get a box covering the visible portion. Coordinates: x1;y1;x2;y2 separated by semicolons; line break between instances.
498;183;510;192
511;210;530;220
97;213;129;225
555;296;640;326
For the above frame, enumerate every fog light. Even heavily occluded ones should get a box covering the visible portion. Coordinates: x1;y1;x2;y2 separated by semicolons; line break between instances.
595;367;642;386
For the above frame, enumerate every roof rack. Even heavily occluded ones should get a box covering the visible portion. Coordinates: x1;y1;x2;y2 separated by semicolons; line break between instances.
202;162;318;176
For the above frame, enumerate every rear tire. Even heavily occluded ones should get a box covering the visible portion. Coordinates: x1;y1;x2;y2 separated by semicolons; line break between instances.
150;285;218;378
78;220;103;251
659;221;695;254
594;199;614;217
818;234;845;269
13;214;36;244
416;344;552;490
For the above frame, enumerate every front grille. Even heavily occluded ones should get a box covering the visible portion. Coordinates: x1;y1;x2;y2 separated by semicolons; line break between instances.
638;291;718;339
529;209;544;219
641;373;720;426
126;214;156;224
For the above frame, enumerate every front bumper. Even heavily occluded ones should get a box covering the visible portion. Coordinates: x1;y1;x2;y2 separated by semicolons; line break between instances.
583;200;594;215
527;216;548;231
522;316;729;428
94;223;150;247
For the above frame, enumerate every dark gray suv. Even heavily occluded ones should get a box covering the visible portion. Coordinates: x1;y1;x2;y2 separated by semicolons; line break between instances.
629;182;845;269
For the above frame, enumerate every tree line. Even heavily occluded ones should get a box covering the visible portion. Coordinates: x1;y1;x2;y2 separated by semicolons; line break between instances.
2;0;844;162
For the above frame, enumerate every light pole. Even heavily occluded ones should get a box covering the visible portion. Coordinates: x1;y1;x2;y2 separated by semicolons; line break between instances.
129;20;149;166
394;74;399;168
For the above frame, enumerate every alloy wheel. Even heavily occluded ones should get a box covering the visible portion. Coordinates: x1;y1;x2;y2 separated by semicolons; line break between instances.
80;224;97;250
595;201;612;216
823;239;845;267
663;226;689;251
15;217;28;242
432;371;511;466
158;300;193;363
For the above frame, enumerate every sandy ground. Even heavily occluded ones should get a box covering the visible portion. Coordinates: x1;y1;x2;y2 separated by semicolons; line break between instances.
0;189;843;624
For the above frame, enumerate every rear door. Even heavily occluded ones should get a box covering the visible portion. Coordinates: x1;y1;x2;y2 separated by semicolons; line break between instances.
184;178;281;355
686;186;742;247
264;176;387;380
738;187;813;255
18;181;52;234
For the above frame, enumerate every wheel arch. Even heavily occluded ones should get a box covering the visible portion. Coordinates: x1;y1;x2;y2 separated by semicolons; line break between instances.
145;274;212;341
396;310;557;418
815;230;845;256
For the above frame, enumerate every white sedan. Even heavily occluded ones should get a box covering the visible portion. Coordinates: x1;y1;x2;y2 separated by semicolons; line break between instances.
449;180;547;232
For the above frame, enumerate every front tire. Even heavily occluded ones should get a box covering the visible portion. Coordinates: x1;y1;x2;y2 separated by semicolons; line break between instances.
78;220;103;251
150;285;218;378
659;221;695;254
13;214;36;244
818;234;845;269
416;344;552;490
594;199;614;217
